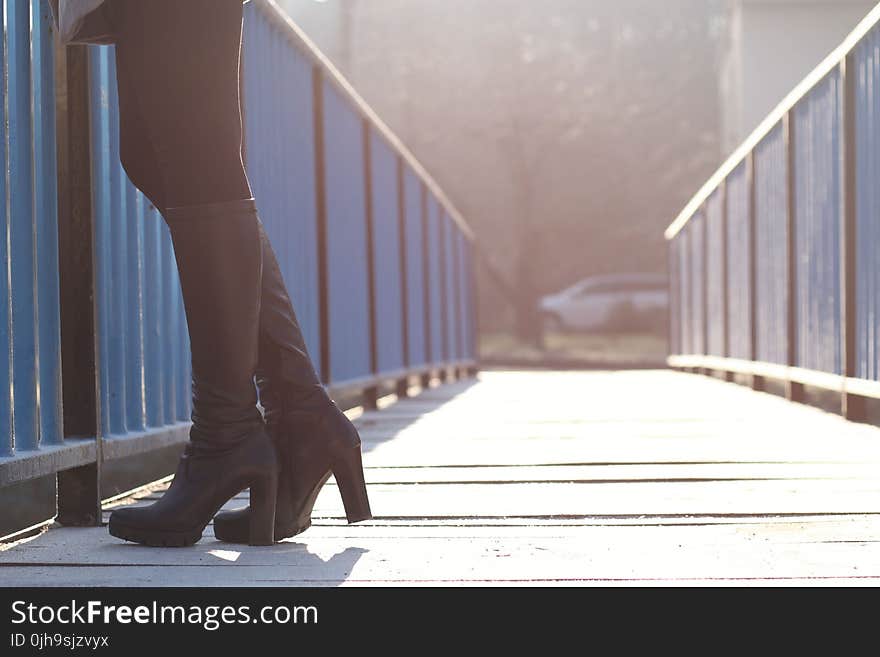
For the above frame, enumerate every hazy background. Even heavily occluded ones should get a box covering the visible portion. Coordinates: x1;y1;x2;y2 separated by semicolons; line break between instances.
275;0;870;363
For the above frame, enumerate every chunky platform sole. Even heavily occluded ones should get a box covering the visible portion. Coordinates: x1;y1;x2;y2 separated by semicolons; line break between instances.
109;518;206;548
108;479;277;548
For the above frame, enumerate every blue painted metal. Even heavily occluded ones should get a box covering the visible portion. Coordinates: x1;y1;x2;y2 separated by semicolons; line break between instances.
322;82;371;384
368;131;405;374
689;214;706;355
794;71;842;375
855;26;880;381
677;228;691;355
443;213;459;362
403;170;427;367
89;47;191;439
8;0;38;452
242;5;322;379
704;191;724;356
754;124;789;366
0;3;10;457
0;0;63;458
726;162;752;361
33;0;63;448
460;235;476;361
426;195;444;364
456;229;469;361
671;238;683;356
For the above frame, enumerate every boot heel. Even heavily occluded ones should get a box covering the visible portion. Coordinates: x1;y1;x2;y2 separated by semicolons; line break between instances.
248;471;278;546
332;445;372;524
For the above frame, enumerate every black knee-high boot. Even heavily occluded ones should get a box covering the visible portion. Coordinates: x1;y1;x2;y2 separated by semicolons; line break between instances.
108;199;278;547
212;222;372;544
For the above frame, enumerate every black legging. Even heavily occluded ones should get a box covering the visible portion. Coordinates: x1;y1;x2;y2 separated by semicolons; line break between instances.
108;0;251;211
107;0;322;409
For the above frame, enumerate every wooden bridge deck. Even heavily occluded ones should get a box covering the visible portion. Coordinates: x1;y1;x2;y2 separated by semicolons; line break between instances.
4;369;880;586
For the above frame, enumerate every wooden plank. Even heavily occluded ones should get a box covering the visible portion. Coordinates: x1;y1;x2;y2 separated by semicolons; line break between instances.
6;370;880;586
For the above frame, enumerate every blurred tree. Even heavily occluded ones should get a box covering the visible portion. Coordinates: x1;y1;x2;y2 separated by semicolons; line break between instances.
278;0;725;338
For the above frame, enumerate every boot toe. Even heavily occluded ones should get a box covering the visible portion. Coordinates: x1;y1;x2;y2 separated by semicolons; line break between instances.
108;505;203;547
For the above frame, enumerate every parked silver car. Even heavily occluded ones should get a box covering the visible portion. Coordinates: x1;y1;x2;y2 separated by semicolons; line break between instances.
539;273;668;332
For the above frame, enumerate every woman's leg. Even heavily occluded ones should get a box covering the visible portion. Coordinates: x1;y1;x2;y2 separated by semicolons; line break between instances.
114;31;322;402
109;0;370;544
111;0;322;400
110;0;251;208
111;0;262;450
106;0;277;546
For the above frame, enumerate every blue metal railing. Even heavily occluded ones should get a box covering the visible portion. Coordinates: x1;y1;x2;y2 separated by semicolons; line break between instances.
242;1;476;394
666;4;880;419
726;162;752;362
0;0;63;463
322;81;373;384
0;0;478;530
403;167;428;368
368;131;406;375
753;124;788;366
88;47;193;460
794;73;843;375
856;25;880;381
242;8;323;377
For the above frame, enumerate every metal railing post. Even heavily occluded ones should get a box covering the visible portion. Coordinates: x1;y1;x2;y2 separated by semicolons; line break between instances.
720;180;733;382
666;240;674;358
312;66;331;386
362;120;379;410
699;205;708;374
469;240;480;370
783;111;804;403
438;211;448;382
395;155;410;398
840;53;863;421
746;152;764;391
453;227;464;378
420;183;431;388
55;47;101;526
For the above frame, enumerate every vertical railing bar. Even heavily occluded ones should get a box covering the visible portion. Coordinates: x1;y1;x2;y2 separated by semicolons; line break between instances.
107;65;126;433
784;111;804;403
699;206;707;369
142;200;159;427
438;209;448;378
420;181;431;386
452;225;464;369
469;239;479;367
28;0;43;450
133;191;146;429
395;156;410;396
841;53;863;421
0;1;13;457
746;151;763;391
312;65;330;385
667;239;674;359
8;0;38;451
720;180;732;381
362;120;379;409
160;215;174;426
34;0;63;447
56;45;101;527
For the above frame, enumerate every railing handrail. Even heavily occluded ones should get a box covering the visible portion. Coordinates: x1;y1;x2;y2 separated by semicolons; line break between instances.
254;0;475;242
664;0;880;240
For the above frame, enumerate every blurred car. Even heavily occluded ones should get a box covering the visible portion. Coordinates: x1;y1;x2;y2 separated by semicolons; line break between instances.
538;273;668;333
